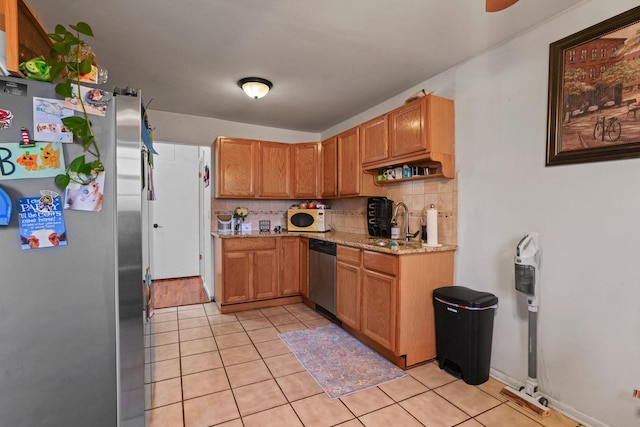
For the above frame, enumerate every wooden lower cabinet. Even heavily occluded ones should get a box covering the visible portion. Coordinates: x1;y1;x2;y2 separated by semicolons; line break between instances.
215;237;302;313
222;251;252;303
253;249;278;299
279;237;300;296
336;244;454;367
221;238;277;303
336;245;361;330
298;238;309;298
361;268;397;351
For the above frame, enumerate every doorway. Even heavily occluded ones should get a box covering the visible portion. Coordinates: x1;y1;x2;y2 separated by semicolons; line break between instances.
144;142;212;307
152;276;208;308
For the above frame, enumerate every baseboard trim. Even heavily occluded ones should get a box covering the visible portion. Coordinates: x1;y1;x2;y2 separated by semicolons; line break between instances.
219;296;303;313
489;368;606;427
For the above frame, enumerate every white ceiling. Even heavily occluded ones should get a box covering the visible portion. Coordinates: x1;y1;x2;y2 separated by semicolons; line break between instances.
25;0;583;132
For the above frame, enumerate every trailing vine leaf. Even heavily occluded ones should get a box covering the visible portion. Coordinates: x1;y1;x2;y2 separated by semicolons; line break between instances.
78;59;92;75
60;115;86;130
68;155;86;171
44;22;102;190
90;160;104;172
70;22;94;37
49;62;66;81
55;173;70;189
54;81;72;97
81;136;96;151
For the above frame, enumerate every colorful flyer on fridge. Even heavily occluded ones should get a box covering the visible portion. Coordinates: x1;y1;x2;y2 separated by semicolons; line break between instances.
0;141;66;180
64;84;109;117
33;97;74;143
18;191;67;250
64;171;105;212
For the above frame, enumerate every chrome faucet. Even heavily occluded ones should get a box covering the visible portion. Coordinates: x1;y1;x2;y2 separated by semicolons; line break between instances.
392;202;410;241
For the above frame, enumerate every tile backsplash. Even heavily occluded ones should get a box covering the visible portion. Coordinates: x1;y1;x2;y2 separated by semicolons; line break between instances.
212;175;457;245
212;200;292;232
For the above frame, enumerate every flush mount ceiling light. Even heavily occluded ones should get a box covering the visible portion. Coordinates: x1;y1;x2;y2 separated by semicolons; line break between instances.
486;0;519;12
237;77;273;99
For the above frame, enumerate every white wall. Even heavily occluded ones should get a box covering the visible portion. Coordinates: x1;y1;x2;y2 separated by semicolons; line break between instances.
146;2;640;424
148;110;319;146
322;1;640;425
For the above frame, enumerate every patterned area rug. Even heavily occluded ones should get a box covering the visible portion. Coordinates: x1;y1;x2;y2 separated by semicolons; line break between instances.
279;323;407;399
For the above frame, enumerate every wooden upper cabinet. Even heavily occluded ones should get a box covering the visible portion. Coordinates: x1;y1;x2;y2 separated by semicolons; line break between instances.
389;98;426;158
292;142;319;199
321;128;383;199
0;0;52;75
363;95;454;178
216;137;257;198
320;137;337;198
360;115;389;166
17;0;51;65
425;95;455;178
258;141;291;198
337;127;360;196
214;95;453;200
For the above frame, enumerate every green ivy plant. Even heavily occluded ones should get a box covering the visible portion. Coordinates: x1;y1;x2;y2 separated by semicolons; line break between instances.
46;22;104;189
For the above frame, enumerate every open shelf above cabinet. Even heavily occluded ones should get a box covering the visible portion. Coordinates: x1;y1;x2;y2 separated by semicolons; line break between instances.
364;159;449;184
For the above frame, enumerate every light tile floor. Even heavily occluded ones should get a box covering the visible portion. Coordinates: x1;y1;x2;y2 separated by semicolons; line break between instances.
144;302;583;427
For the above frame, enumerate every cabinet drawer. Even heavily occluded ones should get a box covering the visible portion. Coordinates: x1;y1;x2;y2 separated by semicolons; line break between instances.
363;250;397;275
224;238;276;252
337;245;361;265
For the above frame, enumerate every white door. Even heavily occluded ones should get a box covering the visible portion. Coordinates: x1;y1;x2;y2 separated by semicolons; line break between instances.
150;143;200;279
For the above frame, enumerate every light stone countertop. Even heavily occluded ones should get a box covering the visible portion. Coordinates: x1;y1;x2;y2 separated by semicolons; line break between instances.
211;230;457;255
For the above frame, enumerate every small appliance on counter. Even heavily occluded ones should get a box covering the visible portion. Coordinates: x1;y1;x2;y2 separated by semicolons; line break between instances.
287;208;332;232
367;197;394;238
217;214;232;234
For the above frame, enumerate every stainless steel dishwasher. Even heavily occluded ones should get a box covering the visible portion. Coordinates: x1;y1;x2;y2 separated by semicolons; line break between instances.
308;239;337;315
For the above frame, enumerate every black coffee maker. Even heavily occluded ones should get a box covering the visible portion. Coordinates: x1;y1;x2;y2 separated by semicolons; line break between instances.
367;197;394;238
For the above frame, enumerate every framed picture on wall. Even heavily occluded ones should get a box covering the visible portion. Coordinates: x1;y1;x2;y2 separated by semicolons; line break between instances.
546;5;640;166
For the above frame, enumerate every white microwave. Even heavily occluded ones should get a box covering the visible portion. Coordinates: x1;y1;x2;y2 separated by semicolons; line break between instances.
287;209;332;232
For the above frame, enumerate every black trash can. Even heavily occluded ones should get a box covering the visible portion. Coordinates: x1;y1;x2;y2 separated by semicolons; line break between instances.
433;286;498;385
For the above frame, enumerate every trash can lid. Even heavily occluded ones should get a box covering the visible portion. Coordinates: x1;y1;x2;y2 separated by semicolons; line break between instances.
433;286;498;308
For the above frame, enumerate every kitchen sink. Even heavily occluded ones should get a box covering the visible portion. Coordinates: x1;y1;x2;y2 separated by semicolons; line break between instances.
365;238;422;248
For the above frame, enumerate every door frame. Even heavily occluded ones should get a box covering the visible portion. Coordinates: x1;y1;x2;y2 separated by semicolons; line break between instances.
141;142;212;299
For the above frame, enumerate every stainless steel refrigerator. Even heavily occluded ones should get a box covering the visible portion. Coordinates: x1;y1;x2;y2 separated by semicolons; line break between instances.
0;77;145;426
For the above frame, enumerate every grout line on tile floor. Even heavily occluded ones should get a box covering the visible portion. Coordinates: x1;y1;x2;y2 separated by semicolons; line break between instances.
146;302;579;427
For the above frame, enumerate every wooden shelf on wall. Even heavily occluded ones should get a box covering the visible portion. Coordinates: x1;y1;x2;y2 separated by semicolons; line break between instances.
363;158;449;185
377;173;446;184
